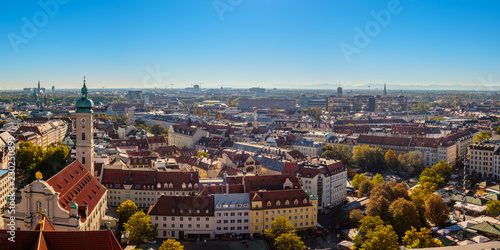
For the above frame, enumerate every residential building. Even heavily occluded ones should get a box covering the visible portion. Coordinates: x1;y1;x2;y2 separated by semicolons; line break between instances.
250;189;317;236
15;120;68;148
148;195;215;240
238;97;296;111
297;161;347;211
293;138;326;157
468;141;500;179
168;124;209;149
101;169;199;208
214;193;251;237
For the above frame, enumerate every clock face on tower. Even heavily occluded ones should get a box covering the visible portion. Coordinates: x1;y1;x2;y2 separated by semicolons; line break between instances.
80;117;87;125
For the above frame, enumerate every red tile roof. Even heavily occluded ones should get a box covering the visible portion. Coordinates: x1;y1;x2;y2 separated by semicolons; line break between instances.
0;229;121;250
101;169;199;191
199;184;245;195
252;189;312;209
46;160;107;222
148;195;214;216
226;174;301;192
357;134;411;147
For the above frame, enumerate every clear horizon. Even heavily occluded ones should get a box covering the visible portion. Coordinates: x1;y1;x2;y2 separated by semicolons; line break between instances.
1;1;499;91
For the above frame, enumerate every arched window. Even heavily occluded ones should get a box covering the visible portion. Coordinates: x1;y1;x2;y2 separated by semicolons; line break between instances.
294;199;298;205
188;183;192;189
164;183;168;188
169;183;173;188
285;200;289;205
267;201;271;207
82;157;86;164
82;132;86;141
276;200;281;206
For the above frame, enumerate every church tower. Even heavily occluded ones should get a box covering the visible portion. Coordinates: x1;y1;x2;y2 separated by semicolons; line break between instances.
75;77;94;175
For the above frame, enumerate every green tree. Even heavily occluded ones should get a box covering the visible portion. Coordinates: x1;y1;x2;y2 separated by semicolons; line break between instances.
398;151;423;174
123;210;156;244
431;160;452;180
150;124;167;135
360;224;399;250
410;182;435;225
306;107;323;122
384;149;399;170
392;182;410;200
264;217;294;240
389;198;420;238
419;168;445;189
15;141;44;179
352;173;368;189
473;132;491;142
372;173;385;186
353;216;384;246
424;194;449;227
349;209;365;226
352;145;385;172
159;238;184;250
358;179;374;197
197;151;209;158
366;196;390;222
403;227;442;248
486;200;500;214
274;232;306;250
229;98;238;107
117;200;139;224
21;144;69;183
322;144;352;165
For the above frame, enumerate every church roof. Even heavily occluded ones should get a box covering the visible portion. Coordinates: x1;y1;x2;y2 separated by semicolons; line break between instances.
75;79;94;113
46;160;107;222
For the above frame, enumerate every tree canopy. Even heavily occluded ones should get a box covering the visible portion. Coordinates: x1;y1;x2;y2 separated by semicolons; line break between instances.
389;198;421;238
123;210;156;244
16;142;69;183
322;144;352;165
360;224;399;250
264;217;294;240
425;194;449;227
372;173;385;186
274;232;307;250
159;238;184;250
352;145;385;172
384;149;399;170
150;124;167;135
403;227;442;248
486;200;500;214
117;200;139;224
419;168;445;189
352;173;368;189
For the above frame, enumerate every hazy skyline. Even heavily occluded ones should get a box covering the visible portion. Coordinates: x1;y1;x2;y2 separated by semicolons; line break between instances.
1;0;499;90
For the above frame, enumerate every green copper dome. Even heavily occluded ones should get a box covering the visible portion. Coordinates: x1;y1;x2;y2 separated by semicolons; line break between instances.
75;78;94;113
70;200;78;209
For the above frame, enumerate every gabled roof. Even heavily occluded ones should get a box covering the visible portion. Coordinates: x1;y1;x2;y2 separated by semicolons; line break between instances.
0;228;121;250
252;189;312;209
469;221;500;236
46;160;107;222
148;195;214;216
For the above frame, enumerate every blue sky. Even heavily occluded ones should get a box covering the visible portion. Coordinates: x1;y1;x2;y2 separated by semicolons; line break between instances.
1;0;499;90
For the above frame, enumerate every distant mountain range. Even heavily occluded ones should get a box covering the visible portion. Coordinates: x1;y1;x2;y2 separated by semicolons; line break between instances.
300;82;500;91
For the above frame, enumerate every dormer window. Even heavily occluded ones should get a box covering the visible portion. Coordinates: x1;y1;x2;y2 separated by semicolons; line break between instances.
294;199;298;205
276;200;281;206
267;201;271;207
303;198;307;204
285;200;290;205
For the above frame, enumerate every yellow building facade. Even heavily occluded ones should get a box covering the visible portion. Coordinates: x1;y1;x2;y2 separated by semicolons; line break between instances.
250;189;317;236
